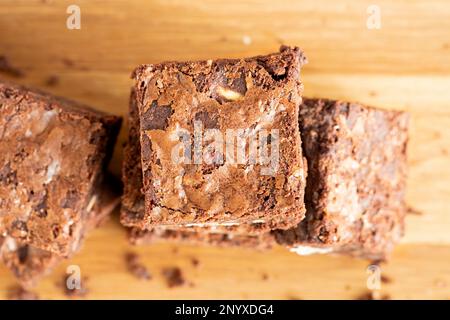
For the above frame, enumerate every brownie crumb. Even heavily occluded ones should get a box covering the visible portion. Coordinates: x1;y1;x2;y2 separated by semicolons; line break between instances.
45;75;60;87
406;205;423;216
286;294;302;300
7;286;39;300
172;246;179;254
162;267;185;288
125;252;152;280
381;275;393;284
356;290;390;300
61;275;89;298
0;56;24;78
261;273;269;281
62;58;75;67
191;257;200;268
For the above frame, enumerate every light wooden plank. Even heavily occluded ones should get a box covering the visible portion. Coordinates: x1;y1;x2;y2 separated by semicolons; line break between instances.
0;219;449;300
0;0;449;75
0;0;449;299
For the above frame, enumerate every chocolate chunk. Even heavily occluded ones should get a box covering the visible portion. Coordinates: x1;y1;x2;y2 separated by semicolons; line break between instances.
33;193;48;218
0;163;17;185
61;189;79;209
194;111;219;129
141;101;173;131
17;245;29;264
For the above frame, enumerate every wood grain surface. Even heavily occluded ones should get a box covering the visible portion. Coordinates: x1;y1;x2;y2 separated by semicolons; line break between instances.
0;0;449;299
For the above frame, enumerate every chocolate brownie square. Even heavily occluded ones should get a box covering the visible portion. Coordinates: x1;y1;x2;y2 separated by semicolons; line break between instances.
273;98;409;259
130;46;307;230
0;80;122;257
127;98;409;260
0;178;120;288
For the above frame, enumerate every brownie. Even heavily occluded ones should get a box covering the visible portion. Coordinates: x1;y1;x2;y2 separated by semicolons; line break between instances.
0;80;122;257
121;86;294;237
0;177;121;288
273;98;409;259
127;98;409;260
130;46;307;230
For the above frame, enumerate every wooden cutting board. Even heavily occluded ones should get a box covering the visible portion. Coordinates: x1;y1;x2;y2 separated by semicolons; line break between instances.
0;0;449;299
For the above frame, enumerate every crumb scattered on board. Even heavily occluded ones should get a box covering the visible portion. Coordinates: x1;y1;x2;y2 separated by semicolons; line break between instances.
381;274;393;284
0;56;24;77
191;257;200;268
262;273;269;281
7;286;39;300
45;75;59;87
162;267;185;288
125;252;152;280
356;290;391;300
406;205;423;216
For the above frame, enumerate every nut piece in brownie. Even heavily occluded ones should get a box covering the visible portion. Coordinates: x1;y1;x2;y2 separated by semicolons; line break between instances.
0;178;121;288
273;98;409;260
0;80;122;257
131;46;307;230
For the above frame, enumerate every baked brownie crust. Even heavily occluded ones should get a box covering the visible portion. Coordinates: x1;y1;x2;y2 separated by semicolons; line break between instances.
0;80;121;256
131;46;307;229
